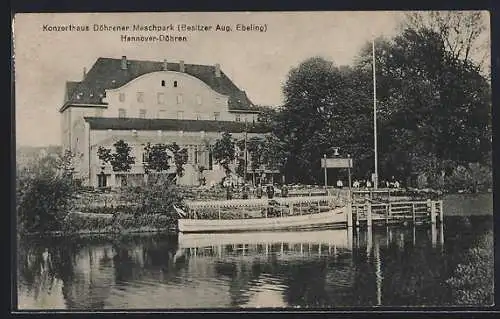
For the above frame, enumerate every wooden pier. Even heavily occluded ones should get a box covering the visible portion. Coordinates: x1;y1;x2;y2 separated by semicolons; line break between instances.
349;198;444;227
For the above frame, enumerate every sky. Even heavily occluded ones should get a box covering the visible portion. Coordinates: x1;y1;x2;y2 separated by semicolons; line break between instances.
13;11;416;147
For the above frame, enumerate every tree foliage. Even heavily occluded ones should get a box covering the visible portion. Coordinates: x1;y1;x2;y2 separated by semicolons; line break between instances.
278;56;373;183
403;11;490;73
354;28;491;186
17;151;77;234
212;132;236;176
168;142;188;177
446;230;493;305
143;143;171;173
274;25;491;188
98;140;135;172
120;176;184;216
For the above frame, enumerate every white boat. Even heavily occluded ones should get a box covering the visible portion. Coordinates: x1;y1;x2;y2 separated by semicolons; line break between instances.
176;195;348;233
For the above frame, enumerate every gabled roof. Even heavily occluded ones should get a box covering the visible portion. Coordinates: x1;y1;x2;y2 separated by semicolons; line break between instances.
61;57;258;112
84;117;270;134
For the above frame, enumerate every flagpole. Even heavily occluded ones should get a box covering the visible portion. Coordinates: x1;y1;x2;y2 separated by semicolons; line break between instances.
244;118;248;184
372;38;379;190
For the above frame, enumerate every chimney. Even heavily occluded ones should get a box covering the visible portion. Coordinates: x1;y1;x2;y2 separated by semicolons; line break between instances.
215;63;221;77
83;67;87;79
163;59;168;71
121;56;127;70
179;60;185;72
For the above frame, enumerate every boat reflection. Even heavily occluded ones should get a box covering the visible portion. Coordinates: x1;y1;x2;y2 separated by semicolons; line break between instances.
175;229;352;262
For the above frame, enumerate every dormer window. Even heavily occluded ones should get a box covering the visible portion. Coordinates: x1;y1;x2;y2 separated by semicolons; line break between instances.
196;95;202;105
177;94;183;104
161;80;166;87
174;81;178;87
118;93;125;102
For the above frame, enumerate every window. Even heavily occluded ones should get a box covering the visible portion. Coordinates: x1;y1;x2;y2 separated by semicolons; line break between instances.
98;174;107;188
157;93;165;104
139;109;146;118
118;93;125;102
177;111;184;120
177;94;183;104
158;109;167;118
118;108;126;118
173;80;178;87
235;114;241;122
196;95;202;105
137;92;144;103
161;80;165;87
214;112;220;121
142;152;148;163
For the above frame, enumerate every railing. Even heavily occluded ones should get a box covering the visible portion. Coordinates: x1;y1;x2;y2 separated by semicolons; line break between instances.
351;199;443;225
184;195;346;220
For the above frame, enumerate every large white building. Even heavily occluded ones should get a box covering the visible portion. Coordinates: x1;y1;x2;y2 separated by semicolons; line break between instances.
59;56;269;187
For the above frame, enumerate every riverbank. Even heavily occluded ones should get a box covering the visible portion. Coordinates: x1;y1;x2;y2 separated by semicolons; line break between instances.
23;191;492;238
21;212;178;238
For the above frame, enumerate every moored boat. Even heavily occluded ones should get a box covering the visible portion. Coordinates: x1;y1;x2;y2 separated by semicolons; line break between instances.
175;195;348;233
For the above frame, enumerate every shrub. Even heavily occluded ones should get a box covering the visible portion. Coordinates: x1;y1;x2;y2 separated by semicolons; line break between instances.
62;212;114;233
446;230;494;305
119;175;184;216
17;153;77;234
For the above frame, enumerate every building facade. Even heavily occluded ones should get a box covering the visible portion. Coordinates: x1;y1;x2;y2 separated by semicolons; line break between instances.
59;56;269;187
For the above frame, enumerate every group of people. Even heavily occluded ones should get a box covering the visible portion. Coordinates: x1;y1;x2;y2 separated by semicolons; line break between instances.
223;178;289;200
334;178;402;189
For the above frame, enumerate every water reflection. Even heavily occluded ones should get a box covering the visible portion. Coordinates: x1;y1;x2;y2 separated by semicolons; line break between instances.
17;215;492;309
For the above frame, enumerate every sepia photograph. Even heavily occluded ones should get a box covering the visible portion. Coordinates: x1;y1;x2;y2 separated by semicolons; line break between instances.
13;11;493;310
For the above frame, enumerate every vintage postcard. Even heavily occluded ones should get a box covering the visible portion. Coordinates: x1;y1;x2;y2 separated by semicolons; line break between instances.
13;11;493;310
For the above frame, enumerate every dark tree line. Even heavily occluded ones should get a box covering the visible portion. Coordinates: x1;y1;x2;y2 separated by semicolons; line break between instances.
263;24;491;189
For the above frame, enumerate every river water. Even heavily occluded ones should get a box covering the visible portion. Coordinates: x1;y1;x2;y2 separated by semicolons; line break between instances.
16;193;493;309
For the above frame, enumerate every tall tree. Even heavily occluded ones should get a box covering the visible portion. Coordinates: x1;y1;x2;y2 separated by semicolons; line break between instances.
143;143;171;173
168;142;188;178
279;56;372;183
354;28;491;185
97;140;135;172
403;11;490;72
212;132;236;176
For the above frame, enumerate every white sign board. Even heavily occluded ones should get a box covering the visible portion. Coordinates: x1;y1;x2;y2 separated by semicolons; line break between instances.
321;158;353;168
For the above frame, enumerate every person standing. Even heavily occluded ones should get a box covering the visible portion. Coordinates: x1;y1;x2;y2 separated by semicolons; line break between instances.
266;184;275;199
281;184;289;197
336;179;343;188
256;184;263;199
242;183;249;199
